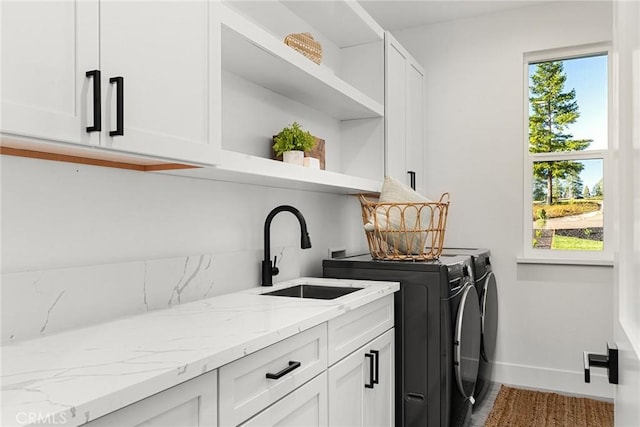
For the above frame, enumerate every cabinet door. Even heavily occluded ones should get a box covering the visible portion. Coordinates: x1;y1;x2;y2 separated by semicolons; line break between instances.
406;62;425;195
364;329;395;427
99;0;220;165
83;370;217;426
240;372;328;427
328;342;366;426
384;34;407;185
385;33;425;193
1;0;100;147
328;329;394;427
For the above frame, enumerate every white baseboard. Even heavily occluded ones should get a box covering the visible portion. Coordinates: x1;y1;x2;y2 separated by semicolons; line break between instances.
492;361;614;400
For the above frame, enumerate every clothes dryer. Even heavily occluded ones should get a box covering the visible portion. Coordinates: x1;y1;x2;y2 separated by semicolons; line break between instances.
323;254;481;427
441;248;498;408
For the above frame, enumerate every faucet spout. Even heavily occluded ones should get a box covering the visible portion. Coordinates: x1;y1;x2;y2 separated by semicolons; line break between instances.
262;205;312;286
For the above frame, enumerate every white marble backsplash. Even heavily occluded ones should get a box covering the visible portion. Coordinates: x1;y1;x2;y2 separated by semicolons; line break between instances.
1;247;298;344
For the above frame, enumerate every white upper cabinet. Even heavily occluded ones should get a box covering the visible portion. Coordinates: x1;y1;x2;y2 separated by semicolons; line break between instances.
405;60;425;194
385;32;426;194
98;1;220;165
2;0;394;193
1;1;100;147
1;0;220;166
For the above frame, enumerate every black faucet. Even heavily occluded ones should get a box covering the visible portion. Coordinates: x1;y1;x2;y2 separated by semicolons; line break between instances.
262;205;312;286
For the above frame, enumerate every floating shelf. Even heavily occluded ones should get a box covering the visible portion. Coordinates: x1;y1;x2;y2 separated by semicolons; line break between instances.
156;150;382;195
280;1;384;48
221;6;384;121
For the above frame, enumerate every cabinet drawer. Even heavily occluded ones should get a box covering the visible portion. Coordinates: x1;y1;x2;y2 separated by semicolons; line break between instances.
240;372;328;427
219;324;327;426
327;295;394;365
83;370;217;426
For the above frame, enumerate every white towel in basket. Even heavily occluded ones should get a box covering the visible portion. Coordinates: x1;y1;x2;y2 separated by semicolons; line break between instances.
365;177;435;254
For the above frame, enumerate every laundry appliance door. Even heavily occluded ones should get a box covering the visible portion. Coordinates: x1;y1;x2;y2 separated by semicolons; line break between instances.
480;272;498;362
454;284;481;399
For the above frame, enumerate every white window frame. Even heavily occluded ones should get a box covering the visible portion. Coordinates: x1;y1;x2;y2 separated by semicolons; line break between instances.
522;43;613;264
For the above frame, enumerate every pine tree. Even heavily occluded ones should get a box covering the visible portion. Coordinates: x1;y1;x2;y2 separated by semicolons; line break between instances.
533;178;547;202
565;173;584;200
583;185;591;199
529;61;592;204
592;178;604;197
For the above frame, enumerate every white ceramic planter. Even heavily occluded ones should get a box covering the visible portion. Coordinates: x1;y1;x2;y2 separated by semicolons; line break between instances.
303;157;320;169
283;150;304;166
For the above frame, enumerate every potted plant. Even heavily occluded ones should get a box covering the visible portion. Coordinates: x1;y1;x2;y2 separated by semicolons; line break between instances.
273;122;316;166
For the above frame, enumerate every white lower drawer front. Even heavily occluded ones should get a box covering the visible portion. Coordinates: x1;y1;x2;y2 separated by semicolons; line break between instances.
218;323;327;426
327;294;394;365
240;371;328;427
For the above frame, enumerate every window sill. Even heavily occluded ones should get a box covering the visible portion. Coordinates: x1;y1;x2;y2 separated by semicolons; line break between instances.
516;256;614;267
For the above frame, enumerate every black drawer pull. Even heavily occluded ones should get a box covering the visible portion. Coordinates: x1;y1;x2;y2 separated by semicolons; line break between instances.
109;76;124;136
86;70;101;132
266;361;301;380
365;353;374;388
371;349;380;384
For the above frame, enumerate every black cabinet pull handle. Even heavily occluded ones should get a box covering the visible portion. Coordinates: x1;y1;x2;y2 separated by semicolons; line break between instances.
109;76;124;136
266;361;301;380
408;171;416;190
584;342;618;384
365;353;374;388
86;70;101;132
371;349;379;384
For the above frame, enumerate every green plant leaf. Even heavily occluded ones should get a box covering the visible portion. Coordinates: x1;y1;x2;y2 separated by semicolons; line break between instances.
273;121;316;156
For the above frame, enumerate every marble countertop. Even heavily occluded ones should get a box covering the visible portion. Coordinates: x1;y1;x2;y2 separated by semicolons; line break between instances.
1;277;398;426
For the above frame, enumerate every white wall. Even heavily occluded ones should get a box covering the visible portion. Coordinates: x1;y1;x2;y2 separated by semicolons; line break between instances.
0;154;367;341
395;1;615;398
1;155;366;273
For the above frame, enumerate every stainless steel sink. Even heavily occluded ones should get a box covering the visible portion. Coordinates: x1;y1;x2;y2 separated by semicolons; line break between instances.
261;284;362;300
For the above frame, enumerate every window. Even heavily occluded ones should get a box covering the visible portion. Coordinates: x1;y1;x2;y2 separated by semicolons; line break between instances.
523;45;611;261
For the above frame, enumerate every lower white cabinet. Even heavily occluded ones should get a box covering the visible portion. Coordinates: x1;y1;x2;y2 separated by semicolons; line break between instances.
219;297;394;427
240;372;328;427
218;324;327;426
82;370;217;427
77;296;394;427
327;294;394;365
328;329;395;427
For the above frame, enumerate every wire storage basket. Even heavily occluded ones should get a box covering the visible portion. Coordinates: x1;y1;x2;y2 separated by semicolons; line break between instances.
359;193;450;261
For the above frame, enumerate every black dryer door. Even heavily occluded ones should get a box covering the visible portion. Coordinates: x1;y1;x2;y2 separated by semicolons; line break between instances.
454;283;481;399
480;272;498;362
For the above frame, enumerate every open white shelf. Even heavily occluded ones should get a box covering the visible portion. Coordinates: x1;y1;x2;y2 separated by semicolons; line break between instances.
156;2;385;195
221;6;383;121
280;1;384;47
157;150;382;194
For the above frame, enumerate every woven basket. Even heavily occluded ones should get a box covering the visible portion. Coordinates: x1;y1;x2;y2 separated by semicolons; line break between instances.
284;32;323;64
359;193;450;261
